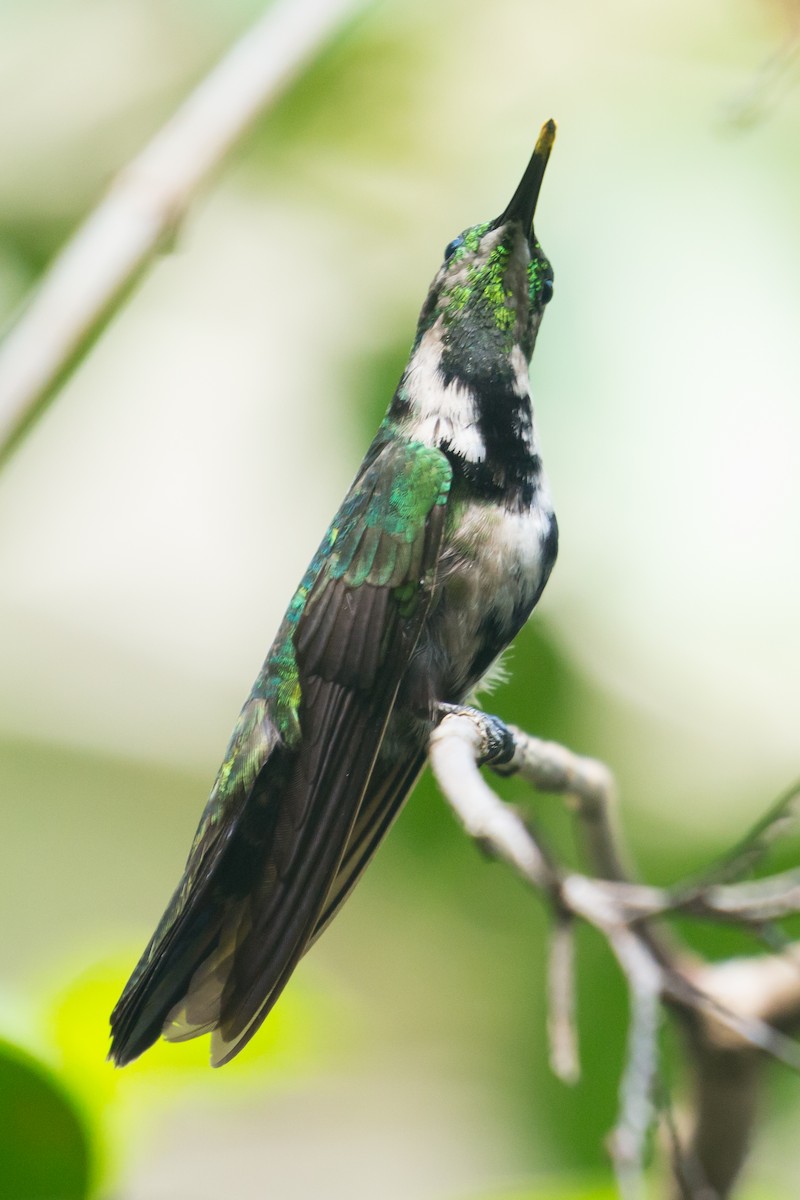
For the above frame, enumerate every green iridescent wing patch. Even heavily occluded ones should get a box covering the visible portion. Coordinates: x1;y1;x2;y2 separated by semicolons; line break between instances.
294;440;451;694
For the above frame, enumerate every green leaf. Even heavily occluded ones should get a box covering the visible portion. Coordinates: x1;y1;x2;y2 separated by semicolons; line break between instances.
0;1037;92;1200
476;1185;617;1200
47;954;350;1095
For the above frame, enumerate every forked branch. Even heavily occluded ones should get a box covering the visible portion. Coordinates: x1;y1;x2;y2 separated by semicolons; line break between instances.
429;705;800;1199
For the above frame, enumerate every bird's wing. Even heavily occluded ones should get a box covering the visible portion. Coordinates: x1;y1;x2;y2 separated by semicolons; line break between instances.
207;439;452;1064
110;438;451;1067
308;749;428;948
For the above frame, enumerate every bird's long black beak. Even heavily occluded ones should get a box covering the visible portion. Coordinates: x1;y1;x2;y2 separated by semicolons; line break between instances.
493;119;556;241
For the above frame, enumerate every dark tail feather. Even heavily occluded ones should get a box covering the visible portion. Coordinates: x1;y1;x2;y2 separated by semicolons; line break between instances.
109;901;223;1066
110;736;287;1066
207;747;426;1066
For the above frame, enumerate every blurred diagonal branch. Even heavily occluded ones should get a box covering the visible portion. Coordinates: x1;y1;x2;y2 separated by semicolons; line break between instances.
724;19;800;128
429;705;800;1200
0;0;366;465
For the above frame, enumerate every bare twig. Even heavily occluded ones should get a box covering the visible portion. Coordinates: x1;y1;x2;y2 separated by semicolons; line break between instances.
663;967;800;1071
678;868;800;925
658;1070;709;1200
723;25;800;129
495;724;631;882
607;927;663;1200
547;914;580;1084
429;707;558;894
0;0;366;463
681;778;800;890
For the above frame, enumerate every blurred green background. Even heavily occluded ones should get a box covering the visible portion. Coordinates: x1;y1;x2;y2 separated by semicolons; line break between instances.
0;0;798;1196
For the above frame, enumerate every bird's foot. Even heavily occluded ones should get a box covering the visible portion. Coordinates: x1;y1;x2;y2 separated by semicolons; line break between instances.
433;703;515;768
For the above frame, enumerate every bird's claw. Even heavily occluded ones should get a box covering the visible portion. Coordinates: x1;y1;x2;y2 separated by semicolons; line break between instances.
434;703;516;767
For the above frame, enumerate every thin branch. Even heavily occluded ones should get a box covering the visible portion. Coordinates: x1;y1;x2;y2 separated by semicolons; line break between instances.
495;725;631;883
681;778;800;890
723;25;800;129
658;1068;710;1200
0;0;367;463
685;947;800;1045
678;868;800;925
607;927;663;1200
661;964;800;1074
429;708;559;894
547;914;580;1084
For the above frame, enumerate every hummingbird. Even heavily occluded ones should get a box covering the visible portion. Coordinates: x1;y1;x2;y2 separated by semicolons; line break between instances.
110;119;559;1068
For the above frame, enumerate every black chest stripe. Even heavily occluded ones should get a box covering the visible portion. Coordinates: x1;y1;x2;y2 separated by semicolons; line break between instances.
439;446;540;513
437;367;541;512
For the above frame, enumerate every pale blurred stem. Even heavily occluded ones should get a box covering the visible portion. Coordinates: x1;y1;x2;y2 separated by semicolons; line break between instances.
725;19;800;128
429;705;800;1200
0;0;367;465
547;914;580;1084
671;946;800;1200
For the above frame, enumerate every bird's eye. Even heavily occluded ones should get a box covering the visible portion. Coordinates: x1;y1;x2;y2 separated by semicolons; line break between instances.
541;277;554;305
443;236;464;262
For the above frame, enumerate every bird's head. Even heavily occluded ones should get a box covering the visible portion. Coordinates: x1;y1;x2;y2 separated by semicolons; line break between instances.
414;120;556;383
